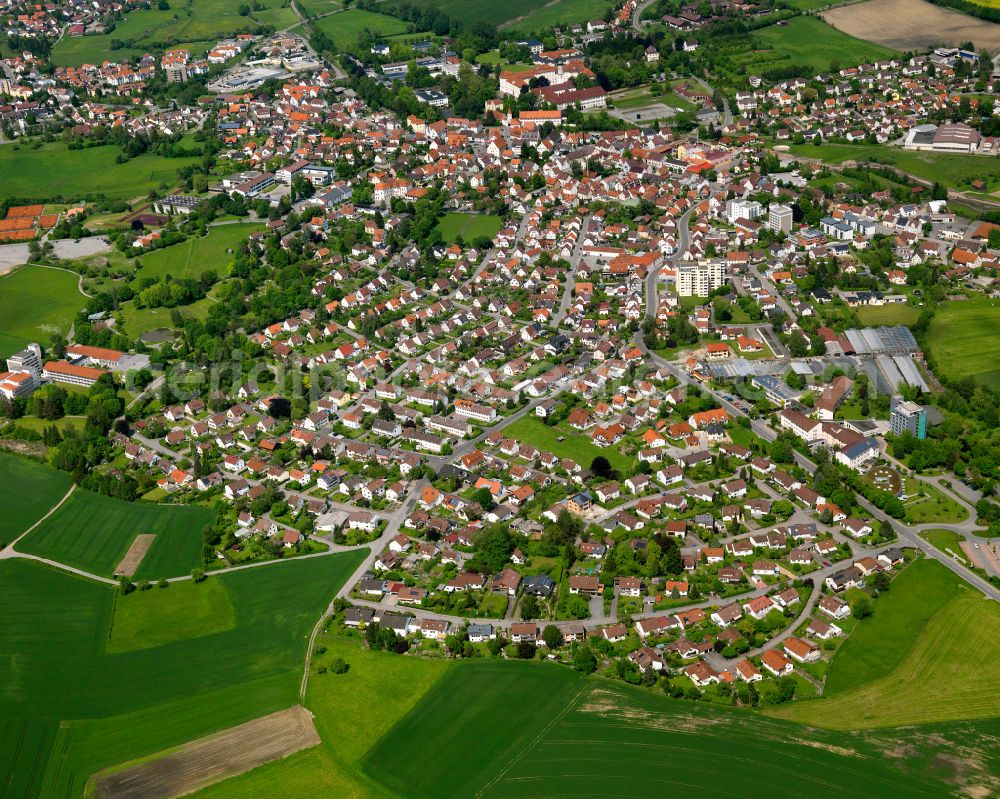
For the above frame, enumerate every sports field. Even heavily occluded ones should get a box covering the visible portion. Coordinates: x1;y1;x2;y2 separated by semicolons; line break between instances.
14;488;213;580
926;296;1000;388
0;551;366;798
434;212;502;244
0;453;73;547
131;223;264;287
313;9;409;48
0;142;198;201
361;660;957;798
752;16;898;72
0;265;85;344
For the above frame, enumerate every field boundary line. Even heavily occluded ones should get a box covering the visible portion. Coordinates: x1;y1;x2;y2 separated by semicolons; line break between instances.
4;482;76;551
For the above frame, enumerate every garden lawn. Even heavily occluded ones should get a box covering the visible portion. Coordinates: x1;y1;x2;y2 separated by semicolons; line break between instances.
753;16;897;72
434;212;502;244
0;142;198;200
504;415;635;473
926;295;1000;388
362;660;956;798
0;453;72;546
0;551;366;799
0;265;85;343
313;9;409;49
106;577;237;653
14;488;213;579
131;223;264;287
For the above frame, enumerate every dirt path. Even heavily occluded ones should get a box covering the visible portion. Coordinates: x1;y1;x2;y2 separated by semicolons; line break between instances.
94;706;320;799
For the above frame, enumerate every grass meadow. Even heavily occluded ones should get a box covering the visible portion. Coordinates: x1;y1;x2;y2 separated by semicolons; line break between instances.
0;142;198;201
50;0;266;66
0;453;73;547
14;488;213;579
0;551;366;798
131;222;264;288
314;9;409;48
507;0;613;32
504;415;636;474
0;265;85;345
787;141;1000;191
434;212;502;244
927;295;1000;388
752;16;897;72
854;303;920;327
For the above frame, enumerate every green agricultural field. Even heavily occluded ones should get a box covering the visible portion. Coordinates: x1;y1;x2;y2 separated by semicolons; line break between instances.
51;0;261;66
314;9;409;49
14;488;213;579
131;222;264;288
0;142;198;201
855;303;920;327
926;295;1000;388
504;415;635;474
193;633;448;798
296;0;342;17
434;212;502;244
508;0;613;32
107;577;237;653
362;660;959;798
0;453;73;547
753;16;897;72
393;0;550;26
0;265;85;344
0;551;365;798
787;142;1000;192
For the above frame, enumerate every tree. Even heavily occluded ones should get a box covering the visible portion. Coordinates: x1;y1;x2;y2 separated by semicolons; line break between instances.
517;641;537;659
872;571;891;592
591;455;613;479
573;644;597;673
850;594;874;619
520;593;540;620
542;624;562;650
472;525;513;573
